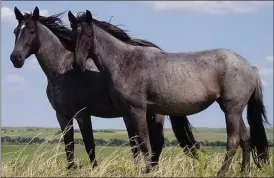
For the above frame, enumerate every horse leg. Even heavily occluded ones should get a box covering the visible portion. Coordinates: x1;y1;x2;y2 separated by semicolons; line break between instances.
239;119;250;176
147;113;165;168
123;116;140;159
76;113;98;168
170;116;199;160
217;111;242;177
56;112;76;170
125;107;152;173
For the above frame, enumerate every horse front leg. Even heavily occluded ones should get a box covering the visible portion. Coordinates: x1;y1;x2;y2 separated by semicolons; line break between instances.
147;113;165;168
76;113;98;168
125;106;153;173
123;116;140;160
56;112;76;170
123;113;165;170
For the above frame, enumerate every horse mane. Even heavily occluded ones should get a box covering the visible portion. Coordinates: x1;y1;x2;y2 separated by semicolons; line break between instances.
23;11;73;45
22;11;162;50
75;12;162;50
129;39;162;50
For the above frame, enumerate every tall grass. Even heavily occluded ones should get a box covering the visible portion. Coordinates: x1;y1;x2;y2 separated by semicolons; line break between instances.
1;140;273;177
2;119;273;177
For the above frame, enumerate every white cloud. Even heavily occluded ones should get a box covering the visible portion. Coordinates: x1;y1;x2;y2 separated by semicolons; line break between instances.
262;79;268;86
144;1;272;14
26;56;40;70
259;56;273;78
266;56;273;63
1;6;49;26
1;6;16;25
5;74;27;91
259;67;273;77
258;56;273;87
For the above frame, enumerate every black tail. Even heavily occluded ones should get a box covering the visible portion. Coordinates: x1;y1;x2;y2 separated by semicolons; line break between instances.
247;68;270;168
169;116;200;159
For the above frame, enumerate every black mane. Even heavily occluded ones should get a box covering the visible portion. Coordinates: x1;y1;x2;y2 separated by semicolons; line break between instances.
23;11;162;50
75;12;162;50
24;12;72;45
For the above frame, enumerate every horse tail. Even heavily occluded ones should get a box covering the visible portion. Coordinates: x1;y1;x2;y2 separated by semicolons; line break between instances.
247;67;270;168
169;116;200;159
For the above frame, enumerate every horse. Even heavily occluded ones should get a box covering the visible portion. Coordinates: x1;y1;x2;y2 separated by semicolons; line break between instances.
10;6;199;171
68;10;269;176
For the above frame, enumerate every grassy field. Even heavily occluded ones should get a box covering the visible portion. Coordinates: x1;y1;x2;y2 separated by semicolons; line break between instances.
1;143;273;177
2;126;273;141
1;127;273;177
1;144;226;162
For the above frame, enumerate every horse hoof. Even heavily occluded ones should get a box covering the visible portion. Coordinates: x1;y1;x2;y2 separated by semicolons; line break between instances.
67;163;78;170
151;165;159;172
240;171;249;178
217;171;226;177
92;161;98;169
78;163;84;169
141;167;152;174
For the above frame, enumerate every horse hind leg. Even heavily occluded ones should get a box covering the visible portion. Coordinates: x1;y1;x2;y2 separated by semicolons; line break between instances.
216;97;247;177
169;116;200;160
239;119;250;177
217;111;242;177
218;111;251;177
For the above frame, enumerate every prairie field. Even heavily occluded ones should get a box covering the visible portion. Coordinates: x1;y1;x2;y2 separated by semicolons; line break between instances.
1;127;273;177
2;127;273;141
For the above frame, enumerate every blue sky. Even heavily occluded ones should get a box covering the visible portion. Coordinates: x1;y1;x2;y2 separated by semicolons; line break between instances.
1;1;273;129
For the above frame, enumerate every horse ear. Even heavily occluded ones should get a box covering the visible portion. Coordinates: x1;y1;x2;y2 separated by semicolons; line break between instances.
14;6;24;21
32;6;39;21
86;10;92;24
68;11;76;23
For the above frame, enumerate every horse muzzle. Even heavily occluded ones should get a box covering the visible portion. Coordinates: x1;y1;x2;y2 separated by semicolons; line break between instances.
10;53;25;68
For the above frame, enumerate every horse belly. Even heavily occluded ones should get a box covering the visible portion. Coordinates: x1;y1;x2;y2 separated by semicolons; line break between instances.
86;99;121;118
148;84;219;116
70;88;121;118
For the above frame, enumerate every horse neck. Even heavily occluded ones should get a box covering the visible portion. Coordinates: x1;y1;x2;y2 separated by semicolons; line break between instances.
91;24;134;80
35;22;73;82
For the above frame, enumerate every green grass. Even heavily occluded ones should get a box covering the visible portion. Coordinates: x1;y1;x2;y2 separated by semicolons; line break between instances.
2;126;273;141
1;144;123;162
1;144;226;162
1;143;273;177
2;126;273;176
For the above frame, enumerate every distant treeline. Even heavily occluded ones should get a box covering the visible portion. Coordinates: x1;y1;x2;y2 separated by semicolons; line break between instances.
2;128;115;133
2;136;274;147
54;129;115;135
73;129;115;133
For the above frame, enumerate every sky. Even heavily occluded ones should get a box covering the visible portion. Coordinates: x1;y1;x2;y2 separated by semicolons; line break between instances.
1;1;273;129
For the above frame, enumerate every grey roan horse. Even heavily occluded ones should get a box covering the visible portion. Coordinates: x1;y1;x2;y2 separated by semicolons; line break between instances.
10;7;199;171
69;10;270;176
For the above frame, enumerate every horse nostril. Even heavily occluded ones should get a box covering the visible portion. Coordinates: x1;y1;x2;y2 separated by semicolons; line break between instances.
18;54;22;60
10;53;21;63
10;53;17;62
